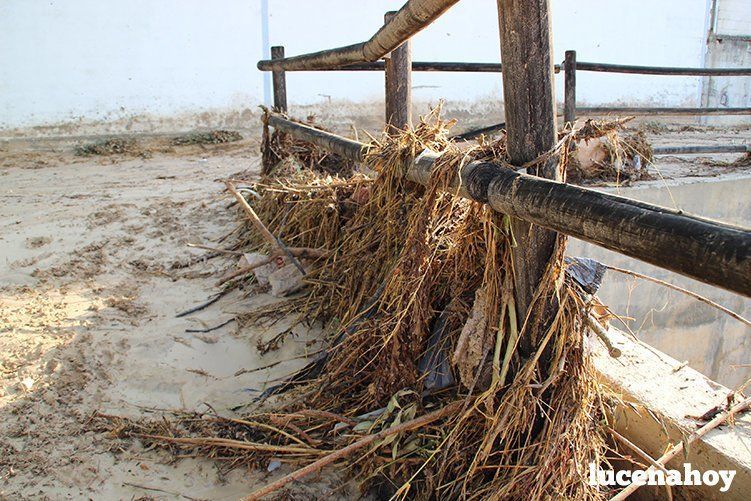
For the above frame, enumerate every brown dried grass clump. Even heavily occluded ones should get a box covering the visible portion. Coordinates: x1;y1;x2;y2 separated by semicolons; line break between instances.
171;129;243;145
567;119;654;185
97;108;621;499
262;111;354;177
75;138;143;156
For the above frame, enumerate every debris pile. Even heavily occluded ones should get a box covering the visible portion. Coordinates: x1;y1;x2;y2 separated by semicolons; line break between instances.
99;110;647;499
75;138;142;156
568;128;653;185
171;129;243;146
261;115;353;177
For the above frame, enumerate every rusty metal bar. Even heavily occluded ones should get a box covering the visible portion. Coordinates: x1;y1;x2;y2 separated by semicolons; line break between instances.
265;112;751;297
257;0;459;71
578;107;751;116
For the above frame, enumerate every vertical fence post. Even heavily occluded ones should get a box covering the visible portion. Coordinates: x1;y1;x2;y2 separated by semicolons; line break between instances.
497;0;559;356
563;48;577;212
384;11;412;131
271;46;288;113
564;50;577;124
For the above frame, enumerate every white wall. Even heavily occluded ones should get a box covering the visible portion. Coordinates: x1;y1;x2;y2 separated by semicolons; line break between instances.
0;0;717;132
272;0;711;107
0;0;265;131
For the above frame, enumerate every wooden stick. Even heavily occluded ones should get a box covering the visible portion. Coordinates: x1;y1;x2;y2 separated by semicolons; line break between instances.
563;50;576;124
216;256;276;286
216;247;327;286
609;428;673;500
605;265;751;328
257;59;751;76
266;112;751;297
287;247;329;260
175;291;227;318
384;11;412;131
241;401;462;500
271;46;288;112
587;315;622;358
225;181;306;275
262;61;562;73
610;396;751;500
574;61;751;76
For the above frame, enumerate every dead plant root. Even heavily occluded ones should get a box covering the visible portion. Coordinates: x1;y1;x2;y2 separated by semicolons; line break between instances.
96;108;643;499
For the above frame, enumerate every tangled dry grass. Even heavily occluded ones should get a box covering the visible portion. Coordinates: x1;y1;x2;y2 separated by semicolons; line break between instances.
566;126;653;185
75;138;143;156
171;129;243;146
95;109;645;499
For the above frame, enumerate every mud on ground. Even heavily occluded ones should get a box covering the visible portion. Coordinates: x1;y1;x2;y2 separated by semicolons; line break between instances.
0;136;347;500
0;123;749;499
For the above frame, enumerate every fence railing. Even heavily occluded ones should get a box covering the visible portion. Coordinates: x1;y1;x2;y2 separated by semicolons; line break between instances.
256;2;751;299
265;112;751;297
561;50;751;125
257;0;459;72
262;44;751;146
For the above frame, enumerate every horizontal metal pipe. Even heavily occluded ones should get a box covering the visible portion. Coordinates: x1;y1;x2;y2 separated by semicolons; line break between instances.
258;59;746;77
578;107;751;116
451;122;506;141
266;113;751;297
576;61;751;76
257;0;459;71
267;114;366;161
261;61;562;73
653;145;751;155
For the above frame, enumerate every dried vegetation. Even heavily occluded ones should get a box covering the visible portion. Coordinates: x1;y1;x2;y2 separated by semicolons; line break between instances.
96;109;659;499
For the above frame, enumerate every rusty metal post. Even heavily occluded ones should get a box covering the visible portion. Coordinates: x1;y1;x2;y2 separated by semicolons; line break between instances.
384;11;413;130
271;46;288;112
564;50;577;124
497;0;560;355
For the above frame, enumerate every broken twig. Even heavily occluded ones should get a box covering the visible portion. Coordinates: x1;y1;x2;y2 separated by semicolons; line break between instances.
225;181;306;275
610;396;751;500
241;401;462;500
606;264;751;328
185;318;235;333
587;314;622;358
175;290;229;318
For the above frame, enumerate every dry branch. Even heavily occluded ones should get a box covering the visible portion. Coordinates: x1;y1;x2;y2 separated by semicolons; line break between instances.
610;397;751;500
242;401;462;500
605;265;751;328
225;181;306;275
256;0;459;71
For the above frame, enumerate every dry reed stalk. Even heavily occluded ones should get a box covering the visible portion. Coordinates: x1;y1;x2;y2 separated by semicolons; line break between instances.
610;397;751;500
100;109;650;499
242;401;463;500
605;264;751;328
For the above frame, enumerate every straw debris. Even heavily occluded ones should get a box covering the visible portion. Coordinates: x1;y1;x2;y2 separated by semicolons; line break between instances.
568;122;653;184
171;129;243;145
75;138;144;157
261;111;354;177
98;108;638;499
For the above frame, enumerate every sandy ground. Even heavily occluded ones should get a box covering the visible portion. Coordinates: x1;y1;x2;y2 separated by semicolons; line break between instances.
0;137;342;500
0;123;749;500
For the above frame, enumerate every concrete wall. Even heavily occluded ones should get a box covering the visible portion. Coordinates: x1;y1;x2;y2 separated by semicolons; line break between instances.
701;0;751;125
0;0;724;133
568;174;751;389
